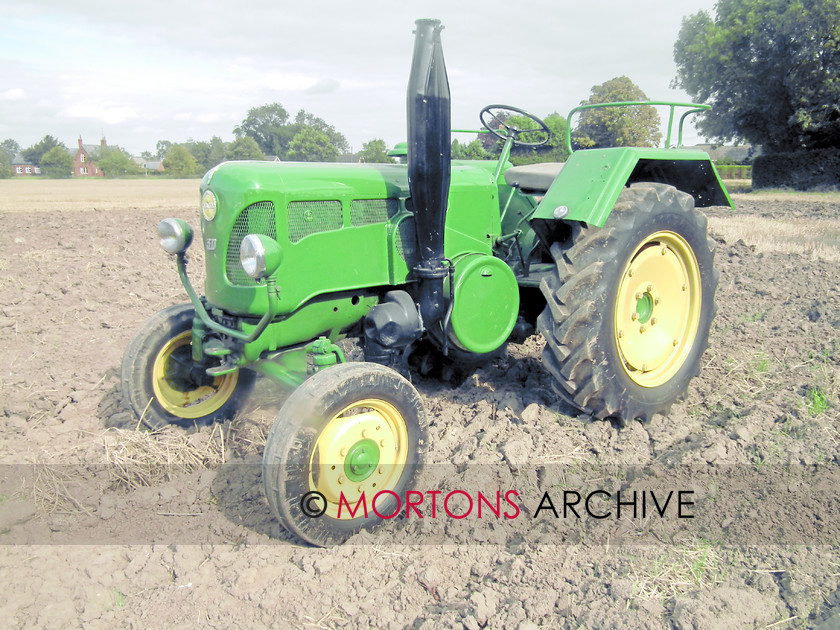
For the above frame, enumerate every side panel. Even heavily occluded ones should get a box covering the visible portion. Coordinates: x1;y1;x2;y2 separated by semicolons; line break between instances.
531;147;732;228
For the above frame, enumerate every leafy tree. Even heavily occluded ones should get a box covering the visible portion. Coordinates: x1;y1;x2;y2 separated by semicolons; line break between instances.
0;139;20;159
287;127;340;162
0;150;11;178
226;136;264;161
155;140;173;160
163;145;198;177
673;0;840;152
508;113;571;165
359;139;394;163
572;77;661;149
97;147;141;178
234;103;290;155
234;103;348;159
451;138;491;160
23;135;64;165
189;136;228;171
292;110;349;155
40;146;74;178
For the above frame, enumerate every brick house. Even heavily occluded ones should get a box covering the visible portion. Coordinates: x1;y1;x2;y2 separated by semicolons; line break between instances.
73;137;105;177
11;154;40;176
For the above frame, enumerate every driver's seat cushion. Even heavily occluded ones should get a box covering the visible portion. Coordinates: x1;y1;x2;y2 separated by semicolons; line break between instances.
503;162;565;193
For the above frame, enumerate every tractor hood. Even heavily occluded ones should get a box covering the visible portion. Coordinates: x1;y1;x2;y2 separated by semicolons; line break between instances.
198;158;498;317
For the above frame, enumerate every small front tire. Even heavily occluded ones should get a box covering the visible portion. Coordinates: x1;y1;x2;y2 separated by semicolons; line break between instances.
262;362;427;546
121;304;254;429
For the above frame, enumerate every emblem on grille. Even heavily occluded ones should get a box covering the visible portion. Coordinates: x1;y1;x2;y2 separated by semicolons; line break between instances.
205;238;216;251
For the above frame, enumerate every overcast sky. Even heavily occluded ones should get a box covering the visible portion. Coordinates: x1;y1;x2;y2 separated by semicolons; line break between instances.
2;0;720;156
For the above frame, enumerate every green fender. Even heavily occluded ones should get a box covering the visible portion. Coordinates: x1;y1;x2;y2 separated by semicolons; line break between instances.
532;147;733;228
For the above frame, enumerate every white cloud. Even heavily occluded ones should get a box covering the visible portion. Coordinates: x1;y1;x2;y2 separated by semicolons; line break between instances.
62;103;138;125
1;88;25;101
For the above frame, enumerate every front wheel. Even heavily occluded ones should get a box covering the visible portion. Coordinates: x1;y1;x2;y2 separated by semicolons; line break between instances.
262;362;427;546
538;183;718;423
121;304;254;429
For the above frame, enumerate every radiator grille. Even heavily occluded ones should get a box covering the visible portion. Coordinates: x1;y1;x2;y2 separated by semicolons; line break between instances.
287;200;343;243
394;218;418;266
350;199;399;226
226;201;277;286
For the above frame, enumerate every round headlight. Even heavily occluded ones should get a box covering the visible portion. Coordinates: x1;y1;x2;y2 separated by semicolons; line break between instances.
158;218;193;255
240;234;283;279
201;190;217;221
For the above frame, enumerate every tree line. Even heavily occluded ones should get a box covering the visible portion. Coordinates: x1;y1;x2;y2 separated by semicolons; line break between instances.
0;106;399;179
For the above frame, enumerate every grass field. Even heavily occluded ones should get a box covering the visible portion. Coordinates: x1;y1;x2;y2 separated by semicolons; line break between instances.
0;178;201;213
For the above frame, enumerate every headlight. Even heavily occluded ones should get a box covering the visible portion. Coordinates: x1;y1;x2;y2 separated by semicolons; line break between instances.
201;190;217;221
240;234;284;280
158;218;193;255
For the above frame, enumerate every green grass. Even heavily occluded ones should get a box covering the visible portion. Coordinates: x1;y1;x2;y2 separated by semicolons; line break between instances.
805;386;829;416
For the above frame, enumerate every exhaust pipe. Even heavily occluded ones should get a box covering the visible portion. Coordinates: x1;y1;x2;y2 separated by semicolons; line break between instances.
407;18;451;326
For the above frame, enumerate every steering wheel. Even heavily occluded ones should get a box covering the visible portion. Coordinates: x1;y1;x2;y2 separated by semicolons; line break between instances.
479;104;551;148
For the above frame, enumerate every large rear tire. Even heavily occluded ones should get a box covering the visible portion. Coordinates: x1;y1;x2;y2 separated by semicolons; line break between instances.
121;304;255;429
537;183;717;423
262;362;427;546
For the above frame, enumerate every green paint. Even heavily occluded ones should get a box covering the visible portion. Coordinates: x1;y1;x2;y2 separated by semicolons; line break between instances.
344;439;380;482
636;292;654;324
163;102;729;389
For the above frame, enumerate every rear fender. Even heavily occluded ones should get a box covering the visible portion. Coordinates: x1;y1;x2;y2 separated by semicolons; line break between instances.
531;147;733;228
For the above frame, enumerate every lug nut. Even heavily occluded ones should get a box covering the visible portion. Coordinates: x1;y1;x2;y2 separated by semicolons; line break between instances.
654;298;661;306
631;313;639;321
647;284;653;292
651;318;657;326
640;326;647;333
339;448;347;457
635;292;643;300
338;475;345;485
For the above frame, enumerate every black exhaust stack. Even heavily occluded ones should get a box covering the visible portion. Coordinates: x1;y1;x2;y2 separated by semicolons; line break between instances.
407;18;451;327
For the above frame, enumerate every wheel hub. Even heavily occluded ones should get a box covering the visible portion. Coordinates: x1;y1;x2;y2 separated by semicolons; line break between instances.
614;231;701;388
310;399;409;519
344;439;380;482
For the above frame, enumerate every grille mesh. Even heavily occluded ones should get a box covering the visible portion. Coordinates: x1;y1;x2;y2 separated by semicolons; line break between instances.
287;200;343;243
227;201;277;286
395;218;418;266
350;199;399;226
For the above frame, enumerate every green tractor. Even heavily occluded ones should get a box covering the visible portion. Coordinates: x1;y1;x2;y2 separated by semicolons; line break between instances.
121;19;731;545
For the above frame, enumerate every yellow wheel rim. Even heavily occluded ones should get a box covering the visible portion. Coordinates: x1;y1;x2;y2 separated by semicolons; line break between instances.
614;231;702;388
152;331;239;418
309;398;409;520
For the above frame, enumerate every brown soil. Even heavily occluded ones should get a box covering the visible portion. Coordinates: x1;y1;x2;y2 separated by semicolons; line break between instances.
0;180;838;629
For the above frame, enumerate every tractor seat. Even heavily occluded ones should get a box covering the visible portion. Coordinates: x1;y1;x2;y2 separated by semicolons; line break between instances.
503;162;565;193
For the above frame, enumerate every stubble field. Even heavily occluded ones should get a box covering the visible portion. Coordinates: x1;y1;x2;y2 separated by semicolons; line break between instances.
0;178;838;629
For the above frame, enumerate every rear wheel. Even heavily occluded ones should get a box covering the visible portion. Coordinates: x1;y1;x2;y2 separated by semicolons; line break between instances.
262;362;427;546
121;304;254;429
537;183;717;423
